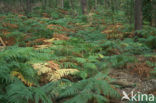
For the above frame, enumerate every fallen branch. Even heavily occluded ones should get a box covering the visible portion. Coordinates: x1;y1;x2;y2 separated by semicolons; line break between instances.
110;80;135;88
0;37;6;47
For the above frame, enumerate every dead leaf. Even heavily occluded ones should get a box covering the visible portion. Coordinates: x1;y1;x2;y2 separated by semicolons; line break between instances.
53;33;69;40
2;23;18;29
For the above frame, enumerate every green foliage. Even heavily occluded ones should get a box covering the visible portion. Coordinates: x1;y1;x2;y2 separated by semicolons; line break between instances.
50;10;60;19
0;33;124;102
144;36;156;49
0;46;120;103
101;54;136;69
111;55;135;68
59;73;120;103
136;26;156;37
0;47;61;103
6;81;61;103
0;47;37;84
143;0;152;22
77;15;88;22
122;38;151;55
6;31;25;42
0;15;54;46
139;36;156;49
0;2;156;102
74;30;106;41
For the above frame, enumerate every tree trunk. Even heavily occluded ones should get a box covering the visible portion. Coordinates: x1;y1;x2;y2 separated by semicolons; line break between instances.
94;0;97;10
81;0;87;14
134;0;143;34
26;0;32;16
56;0;58;8
42;0;47;10
70;0;74;9
61;0;64;8
19;0;24;12
152;0;156;27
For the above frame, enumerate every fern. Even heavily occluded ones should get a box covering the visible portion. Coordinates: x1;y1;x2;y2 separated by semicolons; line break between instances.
61;62;77;68
59;73;120;103
33;62;79;81
74;57;86;64
101;54;136;69
11;71;33;87
6;80;61;103
49;69;79;81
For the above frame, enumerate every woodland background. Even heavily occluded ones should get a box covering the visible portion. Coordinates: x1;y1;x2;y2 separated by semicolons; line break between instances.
0;0;156;103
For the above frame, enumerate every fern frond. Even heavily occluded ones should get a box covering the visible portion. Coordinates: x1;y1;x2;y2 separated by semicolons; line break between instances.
33;63;52;75
11;71;33;87
6;80;59;103
33;62;79;81
59;73;119;103
74;57;86;64
49;69;79;81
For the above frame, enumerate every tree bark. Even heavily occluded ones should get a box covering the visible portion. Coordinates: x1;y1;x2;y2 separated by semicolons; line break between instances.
134;0;143;34
70;0;74;9
55;0;58;8
94;0;97;10
81;0;87;14
19;0;24;12
61;0;64;8
25;0;32;16
152;0;156;27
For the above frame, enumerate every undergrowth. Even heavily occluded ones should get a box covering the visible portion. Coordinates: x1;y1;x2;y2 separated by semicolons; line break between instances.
0;9;156;103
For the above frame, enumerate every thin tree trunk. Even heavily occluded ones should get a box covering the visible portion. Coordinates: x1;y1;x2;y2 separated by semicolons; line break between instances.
61;0;64;9
130;1;133;24
19;0;24;12
70;0;74;10
26;0;32;16
42;0;47;10
134;0;143;34
81;0;87;14
56;0;58;8
152;0;156;27
94;0;97;10
104;0;107;8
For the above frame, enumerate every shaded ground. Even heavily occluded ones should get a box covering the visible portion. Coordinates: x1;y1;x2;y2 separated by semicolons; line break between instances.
109;69;156;102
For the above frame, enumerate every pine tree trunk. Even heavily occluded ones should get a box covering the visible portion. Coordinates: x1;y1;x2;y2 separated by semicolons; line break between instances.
26;0;32;16
19;0;24;12
42;0;47;10
70;0;74;9
134;0;143;34
61;0;64;8
152;1;156;27
94;0;97;10
81;0;87;14
56;0;58;8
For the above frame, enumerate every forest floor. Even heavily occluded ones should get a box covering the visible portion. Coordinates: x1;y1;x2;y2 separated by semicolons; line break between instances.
0;10;156;103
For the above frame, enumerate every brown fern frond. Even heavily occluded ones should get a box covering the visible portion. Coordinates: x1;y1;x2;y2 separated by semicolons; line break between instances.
48;69;79;81
32;63;52;75
11;71;33;87
32;62;79;81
